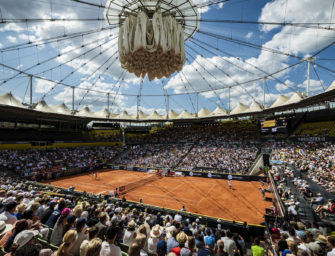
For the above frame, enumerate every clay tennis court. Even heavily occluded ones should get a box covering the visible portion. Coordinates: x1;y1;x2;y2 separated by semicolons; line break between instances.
47;170;272;225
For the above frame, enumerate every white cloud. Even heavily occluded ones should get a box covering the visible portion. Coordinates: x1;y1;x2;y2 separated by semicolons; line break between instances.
246;32;253;39
7;35;16;43
275;79;295;92
35;79;55;94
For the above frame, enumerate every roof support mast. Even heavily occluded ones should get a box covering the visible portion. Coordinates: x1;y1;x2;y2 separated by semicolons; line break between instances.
196;92;199;117
166;95;170;120
29;75;33;109
71;86;75;115
228;86;231;113
307;57;315;97
107;92;110;118
263;77;266;107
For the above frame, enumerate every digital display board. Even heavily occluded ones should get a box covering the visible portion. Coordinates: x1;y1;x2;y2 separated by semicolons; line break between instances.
260;118;288;133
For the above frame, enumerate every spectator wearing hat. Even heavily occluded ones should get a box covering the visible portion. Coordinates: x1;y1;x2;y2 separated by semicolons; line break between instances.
80;226;99;256
0;202;17;225
50;208;72;246
69;218;88;256
100;226;121;256
14;204;27;221
0;220;12;241
172;232;188;256
314;235;327;254
327;236;335;256
148;225;162;255
95;212;108;241
3;219;28;252
55;229;78;256
124;220;137;246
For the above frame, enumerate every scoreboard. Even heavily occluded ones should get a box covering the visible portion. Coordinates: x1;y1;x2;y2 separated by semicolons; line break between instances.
260;118;288;133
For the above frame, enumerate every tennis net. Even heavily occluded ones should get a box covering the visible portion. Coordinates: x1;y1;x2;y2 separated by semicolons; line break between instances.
118;174;160;194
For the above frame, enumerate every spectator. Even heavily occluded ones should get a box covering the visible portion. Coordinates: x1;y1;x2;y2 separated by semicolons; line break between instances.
55;229;78;256
0;202;18;225
86;238;102;256
69;218;88;256
100;226;121;256
123;220;136;246
327;236;335;256
251;238;264;256
221;231;236;256
148;225;162;255
80;226;99;256
135;233;148;256
215;240;227;256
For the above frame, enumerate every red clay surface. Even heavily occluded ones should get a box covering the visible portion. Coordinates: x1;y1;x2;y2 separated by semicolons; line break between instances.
47;170;272;225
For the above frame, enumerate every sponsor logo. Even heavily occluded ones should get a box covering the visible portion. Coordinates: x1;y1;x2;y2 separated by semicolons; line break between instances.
208;173;212;178
189;172;193;176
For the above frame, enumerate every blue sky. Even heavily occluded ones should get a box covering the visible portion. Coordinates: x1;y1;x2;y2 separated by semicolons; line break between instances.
0;0;335;115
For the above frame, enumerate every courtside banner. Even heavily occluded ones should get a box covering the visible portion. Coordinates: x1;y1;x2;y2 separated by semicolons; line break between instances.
108;165;266;181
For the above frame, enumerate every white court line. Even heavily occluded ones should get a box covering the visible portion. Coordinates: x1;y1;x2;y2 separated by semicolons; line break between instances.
196;183;217;206
97;190;108;195
127;191;198;203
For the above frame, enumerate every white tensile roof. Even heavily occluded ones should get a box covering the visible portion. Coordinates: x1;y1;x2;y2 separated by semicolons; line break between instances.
0;93;25;108
168;110;179;119
286;91;304;105
146;111;165;120
77;106;97;118
95;108;110;119
53;103;72;115
34;100;54;113
270;95;289;108
197;107;211;117
210;106;228;116
118;110;135;120
326;80;335;92
176;110;195;119
244;101;263;113
0;91;323;121
230;103;248;115
138;110;149;119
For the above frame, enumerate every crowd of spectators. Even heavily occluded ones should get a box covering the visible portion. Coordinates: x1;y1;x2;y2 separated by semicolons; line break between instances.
119;144;192;169
0;146;122;178
0;176;274;256
118;122;258;174
269;165;335;255
270;142;335;194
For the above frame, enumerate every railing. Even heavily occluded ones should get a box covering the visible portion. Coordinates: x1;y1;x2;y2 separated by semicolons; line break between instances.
268;170;286;218
247;151;263;176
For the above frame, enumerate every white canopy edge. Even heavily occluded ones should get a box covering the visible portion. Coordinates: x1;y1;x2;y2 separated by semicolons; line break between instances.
0;91;322;121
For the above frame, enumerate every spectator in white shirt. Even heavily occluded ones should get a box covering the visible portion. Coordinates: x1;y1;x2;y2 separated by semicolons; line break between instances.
100;226;121;256
123;220;136;246
328;236;335;256
0;202;17;225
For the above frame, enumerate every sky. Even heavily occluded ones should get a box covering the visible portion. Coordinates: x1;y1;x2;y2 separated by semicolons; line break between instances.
0;0;335;115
